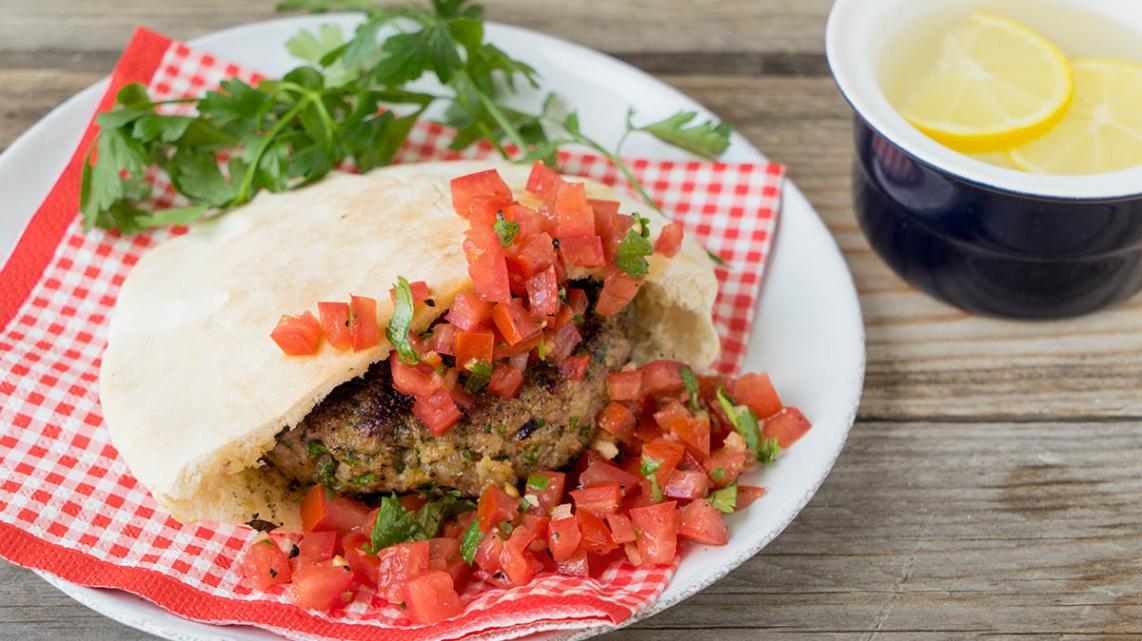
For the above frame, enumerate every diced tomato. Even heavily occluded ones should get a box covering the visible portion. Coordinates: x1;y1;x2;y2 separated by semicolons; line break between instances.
547;516;582;562
428;323;457;356
663;469;709;501
389;280;430;307
641;360;685;398
316;302;351;351
454;329;495;368
447;292;494;331
576;508;617;554
560;354;590;381
286;563;353;610
464;224;511;304
412;388;463;435
597;402;636;439
566;288;588;316
674;414;712;458
525;471;566;514
605;513;637;544
404;570;463;624
653;401;692;436
643;438;686;485
506;203;550;238
240;538;291;591
300;486;371;534
763;407;811;448
525;266;560;317
271;311;322;356
451;169;512;218
492;298;541;345
522;514;551;551
499;536;541;586
292;531;337;572
623;541;643;566
732;372;783;419
467;195;506;226
595;269;644;317
571;483;623;514
428;537;470;586
553;182;595;238
487;363;524;399
588;199;620;219
477;484;520;532
736;485;767;510
705;446;748;488
505;232;557;279
344;295;379;352
630;501;678;565
555;548;590;577
559;234;605;267
341;531;380;586
375;540;430;604
473;532;503;578
654;222;685;257
389;353;439;398
526;162;563;204
607;369;643;401
580;460;641;492
545;322;582;364
677;498;728;546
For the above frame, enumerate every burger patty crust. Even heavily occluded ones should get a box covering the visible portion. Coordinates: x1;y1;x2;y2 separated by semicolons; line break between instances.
262;309;632;497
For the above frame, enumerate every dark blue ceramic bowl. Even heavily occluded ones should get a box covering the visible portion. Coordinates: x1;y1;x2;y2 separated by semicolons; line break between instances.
827;0;1142;319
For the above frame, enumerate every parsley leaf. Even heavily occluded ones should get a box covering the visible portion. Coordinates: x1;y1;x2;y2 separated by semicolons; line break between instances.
526;475;549;491
680;366;701;413
494;219;519;246
757;436;781;465
614;227;654;278
460;518;482;564
369;494;422;552
463;360;493;393
640;455;664;503
707;483;738;513
716;387;762;455
386;276;419;365
635;111;733;160
414;494;475;538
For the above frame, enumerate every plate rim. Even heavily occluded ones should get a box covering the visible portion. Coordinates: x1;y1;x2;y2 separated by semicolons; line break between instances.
2;13;866;641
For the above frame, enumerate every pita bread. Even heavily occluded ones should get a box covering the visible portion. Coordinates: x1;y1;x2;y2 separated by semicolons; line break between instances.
100;161;719;528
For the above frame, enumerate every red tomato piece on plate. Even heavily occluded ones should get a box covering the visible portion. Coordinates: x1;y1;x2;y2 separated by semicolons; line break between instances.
464;225;511;304
640;360;685;398
428;322;457;356
581;460;641;492
454;329;495;369
292;530;337;572
506;232;558;279
526;266;560;317
447;292;494;331
451;169;512;218
629;501;679;565
286;563;353;610
389;352;440;398
605;512;637;544
348;295;380;352
271;311;322;356
404;570;463;624
547;516;582;562
607;370;643;402
555;548;590;577
317;302;351;351
595;269;644;317
341;531;380;587
375;540;430;604
240;538;291;591
677;497;728;546
300;486;371;534
763;407;811;448
412;388;463;435
653;221;684;257
597;402;636;439
477;484;520;532
505;203;549;238
525;471;566;514
560;354;590;381
487;363;524;399
736;485;768;510
559;234;606;267
663;469;709;501
526;162;564;204
492;298;542;345
576;508;617;555
553;182;595;237
732;372;783;419
571;483;623;515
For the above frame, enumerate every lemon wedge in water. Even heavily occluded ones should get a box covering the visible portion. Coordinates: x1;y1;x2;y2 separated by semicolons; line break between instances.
1008;59;1142;175
900;12;1073;153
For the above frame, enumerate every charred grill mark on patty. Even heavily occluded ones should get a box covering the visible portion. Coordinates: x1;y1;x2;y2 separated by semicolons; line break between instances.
262;295;632;498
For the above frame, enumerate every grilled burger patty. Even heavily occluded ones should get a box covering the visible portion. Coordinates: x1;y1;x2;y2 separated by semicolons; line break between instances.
262;308;632;498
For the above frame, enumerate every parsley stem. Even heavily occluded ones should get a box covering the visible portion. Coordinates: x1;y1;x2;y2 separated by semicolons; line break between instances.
471;80;530;153
235;97;313;204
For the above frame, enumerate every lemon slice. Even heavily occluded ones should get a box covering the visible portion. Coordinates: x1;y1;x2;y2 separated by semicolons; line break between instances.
1008;59;1142;175
899;12;1073;153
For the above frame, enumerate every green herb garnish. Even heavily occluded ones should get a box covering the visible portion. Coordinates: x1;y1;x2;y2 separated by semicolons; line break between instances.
493;219;519;246
463;360;493;393
707;483;738;514
680;367;700;413
640;455;663;503
368;492;474;554
307;441;330;458
77;0;732;235
348;471;375;486
614;226;654;278
710;467;726;483
757;436;781;465
716;387;762;456
526;474;549;491
386;276;419;365
460;518;482;565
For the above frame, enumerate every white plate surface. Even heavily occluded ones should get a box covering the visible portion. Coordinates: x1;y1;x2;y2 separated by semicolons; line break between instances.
0;14;865;641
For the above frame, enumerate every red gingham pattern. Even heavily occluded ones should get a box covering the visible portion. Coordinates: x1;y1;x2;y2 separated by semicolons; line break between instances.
0;28;783;641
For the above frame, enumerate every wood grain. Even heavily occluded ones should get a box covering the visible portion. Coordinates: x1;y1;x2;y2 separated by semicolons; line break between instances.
2;0;1142;640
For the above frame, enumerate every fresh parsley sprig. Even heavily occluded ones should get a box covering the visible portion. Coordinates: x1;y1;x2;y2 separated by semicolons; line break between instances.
78;0;733;236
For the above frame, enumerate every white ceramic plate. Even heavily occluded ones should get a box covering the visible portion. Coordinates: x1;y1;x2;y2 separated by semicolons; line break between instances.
0;14;865;641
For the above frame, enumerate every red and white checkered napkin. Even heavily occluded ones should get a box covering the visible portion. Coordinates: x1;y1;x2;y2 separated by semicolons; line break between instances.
0;27;783;641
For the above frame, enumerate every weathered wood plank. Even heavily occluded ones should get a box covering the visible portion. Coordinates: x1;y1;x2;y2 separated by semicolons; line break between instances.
0;0;834;56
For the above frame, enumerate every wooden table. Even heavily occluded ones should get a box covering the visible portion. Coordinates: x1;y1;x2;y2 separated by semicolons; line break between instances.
3;1;1141;639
